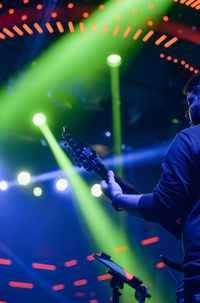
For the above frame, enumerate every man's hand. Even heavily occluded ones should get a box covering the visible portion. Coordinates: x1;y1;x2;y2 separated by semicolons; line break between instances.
100;170;123;200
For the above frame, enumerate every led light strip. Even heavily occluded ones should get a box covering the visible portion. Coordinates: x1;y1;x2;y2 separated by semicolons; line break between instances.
160;53;199;73
174;0;200;10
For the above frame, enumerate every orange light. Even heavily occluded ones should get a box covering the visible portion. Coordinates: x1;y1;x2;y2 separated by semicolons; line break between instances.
149;4;154;8
45;22;54;33
156;262;165;268
163;16;169;21
0;258;12;265
23;0;29;3
86;255;95;261
36;4;43;10
194;69;199;74
160;53;165;58
92;22;96;33
133;28;142;40
3;28;14;38
113;245;128;252
68;21;74;33
0;33;6;39
13;26;24;36
196;3;200;8
73;279;88;286
113;24;120;36
79;22;85;33
99;4;105;10
52;284;65;291
147;21;153;26
34;23;43;34
22;24;33;34
51;12;57;18
164;36;178;48
56;21;64;33
9;9;14;14
67;3;74;9
0;3;3;9
83;12;89;18
181;60;185;65
21;15;27;21
185;64;189;68
141;236;159;245
64;260;78;267
142;30;154;42
189;67;194;71
132;9;137;14
123;26;131;38
0;301;7;303
9;282;34;289
180;0;187;3
97;274;112;281
32;263;56;270
115;16;120;20
102;24;108;35
167;56;172;60
155;34;167;45
185;0;196;5
174;58;178;63
191;0;200;6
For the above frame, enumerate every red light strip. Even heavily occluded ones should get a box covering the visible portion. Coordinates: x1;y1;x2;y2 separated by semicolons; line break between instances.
0;32;6;39
164;36;178;48
113;245;128;253
196;3;200;8
68;21;74;33
123;26;131;38
133;29;142;40
180;0;187;3
34;23;43;34
155;34;167;45
89;300;98;303
0;258;12;265
73;279;88;286
75;292;85;297
32;263;56;270
45;22;54;33
141;236;159;245
86;255;95;261
113;24;120;36
52;284;65;291
3;28;14;38
97;274;112;281
156;262;165;268
142;30;154;42
92;22;96;33
0;301;7;303
22;24;33;34
9;281;34;289
64;259;78;267
102;24;108;35
185;0;196;4
13;25;24;36
160;53;199;73
191;0;200;6
79;22;85;33
56;21;64;33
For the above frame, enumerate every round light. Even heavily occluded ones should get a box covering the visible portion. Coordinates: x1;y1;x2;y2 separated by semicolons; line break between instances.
91;184;102;197
0;181;8;191
56;179;68;191
107;54;122;67
17;171;31;185
33;187;43;197
105;131;111;138
33;113;46;126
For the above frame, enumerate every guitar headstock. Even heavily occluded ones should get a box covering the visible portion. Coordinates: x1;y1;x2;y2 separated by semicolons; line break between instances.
61;126;101;172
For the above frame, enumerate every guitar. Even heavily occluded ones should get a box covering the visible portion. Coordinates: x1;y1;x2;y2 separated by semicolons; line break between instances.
61;126;141;197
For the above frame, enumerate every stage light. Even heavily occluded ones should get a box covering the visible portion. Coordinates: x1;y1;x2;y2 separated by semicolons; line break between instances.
107;54;122;67
56;178;68;191
105;131;111;138
17;171;31;185
0;181;8;191
91;184;102;197
33;113;46;126
33;187;43;197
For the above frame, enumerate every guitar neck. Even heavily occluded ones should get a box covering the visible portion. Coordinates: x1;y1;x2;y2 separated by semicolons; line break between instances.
94;161;141;195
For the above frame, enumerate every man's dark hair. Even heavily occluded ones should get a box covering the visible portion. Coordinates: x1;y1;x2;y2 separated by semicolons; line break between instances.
183;72;200;95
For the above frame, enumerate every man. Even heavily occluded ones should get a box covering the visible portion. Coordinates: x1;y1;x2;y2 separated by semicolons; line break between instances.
101;74;200;303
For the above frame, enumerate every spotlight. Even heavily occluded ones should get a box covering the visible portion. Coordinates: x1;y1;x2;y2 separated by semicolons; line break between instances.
91;184;102;197
56;179;68;191
105;131;111;138
33;187;43;197
107;54;122;67
33;113;46;126
17;171;31;185
0;181;8;191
